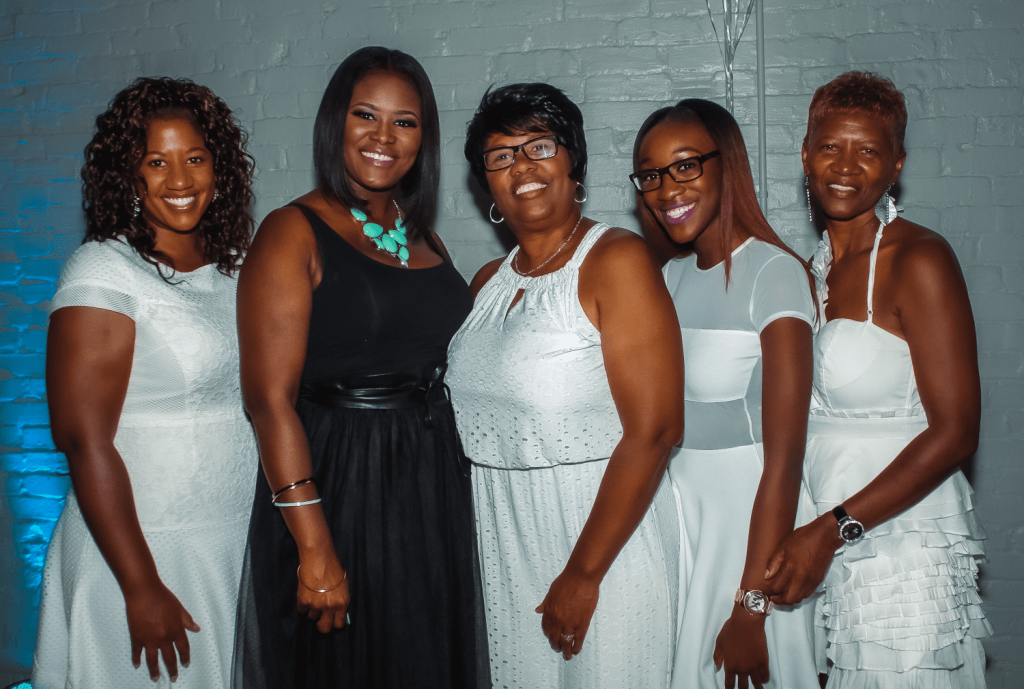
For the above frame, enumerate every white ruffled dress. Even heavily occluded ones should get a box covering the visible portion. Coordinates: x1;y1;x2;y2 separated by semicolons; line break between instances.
806;224;992;688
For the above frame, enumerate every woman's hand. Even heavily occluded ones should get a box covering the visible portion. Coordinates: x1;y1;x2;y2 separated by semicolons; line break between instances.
762;514;839;605
535;565;601;660
295;556;350;634
124;580;201;682
713;610;770;689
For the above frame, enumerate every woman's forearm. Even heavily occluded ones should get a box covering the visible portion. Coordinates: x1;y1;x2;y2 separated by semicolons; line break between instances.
739;461;802;591
841;422;977;534
62;440;162;593
564;434;674;582
247;398;338;560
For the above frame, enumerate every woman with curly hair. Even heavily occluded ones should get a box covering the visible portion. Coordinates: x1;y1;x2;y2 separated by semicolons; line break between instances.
32;76;257;688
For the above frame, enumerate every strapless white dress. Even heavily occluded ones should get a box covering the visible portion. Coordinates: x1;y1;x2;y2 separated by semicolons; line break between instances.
807;224;992;688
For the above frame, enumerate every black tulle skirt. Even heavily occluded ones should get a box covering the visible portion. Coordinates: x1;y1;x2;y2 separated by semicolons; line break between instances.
232;392;488;688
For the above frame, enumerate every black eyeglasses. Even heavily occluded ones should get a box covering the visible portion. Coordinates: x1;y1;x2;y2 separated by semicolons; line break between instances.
629;150;721;192
483;135;559;172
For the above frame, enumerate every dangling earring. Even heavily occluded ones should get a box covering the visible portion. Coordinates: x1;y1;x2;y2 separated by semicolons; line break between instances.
874;184;898;225
133;195;142;217
488;203;504;224
212;190;219;201
574;183;588;204
805;177;813;224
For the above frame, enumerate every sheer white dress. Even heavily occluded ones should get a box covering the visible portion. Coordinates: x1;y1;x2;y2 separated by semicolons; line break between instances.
447;224;679;689
807;224;991;689
32;240;258;689
665;238;820;689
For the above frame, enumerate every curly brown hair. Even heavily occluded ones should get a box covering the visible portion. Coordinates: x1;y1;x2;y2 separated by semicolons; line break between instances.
81;77;255;276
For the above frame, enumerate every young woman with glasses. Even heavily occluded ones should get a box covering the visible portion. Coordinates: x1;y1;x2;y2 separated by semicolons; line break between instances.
632;99;820;689
447;82;684;688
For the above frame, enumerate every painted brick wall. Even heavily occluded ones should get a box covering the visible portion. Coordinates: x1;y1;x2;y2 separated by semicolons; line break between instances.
2;0;1021;684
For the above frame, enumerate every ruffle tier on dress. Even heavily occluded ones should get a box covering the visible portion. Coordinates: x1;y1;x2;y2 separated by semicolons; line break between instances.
806;415;992;685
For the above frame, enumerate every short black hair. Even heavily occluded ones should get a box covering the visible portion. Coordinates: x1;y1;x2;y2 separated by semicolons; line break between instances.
313;46;440;239
464;82;587;192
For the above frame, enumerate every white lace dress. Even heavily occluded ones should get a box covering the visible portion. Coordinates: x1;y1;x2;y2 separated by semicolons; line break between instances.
665;238;820;689
32;240;258;689
447;223;679;688
807;225;991;689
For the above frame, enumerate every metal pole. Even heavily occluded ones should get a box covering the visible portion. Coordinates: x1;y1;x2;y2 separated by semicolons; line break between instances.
755;0;768;213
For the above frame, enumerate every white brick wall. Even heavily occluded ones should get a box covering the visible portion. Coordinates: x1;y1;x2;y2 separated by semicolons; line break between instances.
2;0;1021;684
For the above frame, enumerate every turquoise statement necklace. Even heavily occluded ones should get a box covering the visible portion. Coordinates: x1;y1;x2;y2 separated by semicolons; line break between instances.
351;199;409;267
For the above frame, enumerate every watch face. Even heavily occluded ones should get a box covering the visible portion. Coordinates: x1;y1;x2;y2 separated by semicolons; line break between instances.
840;520;864;542
743;590;769;614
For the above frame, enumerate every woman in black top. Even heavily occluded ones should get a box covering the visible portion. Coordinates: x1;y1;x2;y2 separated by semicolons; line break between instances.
233;46;487;689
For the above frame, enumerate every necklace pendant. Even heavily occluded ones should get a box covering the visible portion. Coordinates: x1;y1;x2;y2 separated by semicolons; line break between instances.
351;201;411;268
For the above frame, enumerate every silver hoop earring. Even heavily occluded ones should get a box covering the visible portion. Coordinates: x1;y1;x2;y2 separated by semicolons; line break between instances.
133;195;142;217
574;183;588;204
874;184;898;225
804;177;813;224
488;203;504;224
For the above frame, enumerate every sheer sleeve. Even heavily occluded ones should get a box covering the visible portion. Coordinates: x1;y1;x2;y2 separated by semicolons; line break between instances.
50;240;140;321
749;252;815;332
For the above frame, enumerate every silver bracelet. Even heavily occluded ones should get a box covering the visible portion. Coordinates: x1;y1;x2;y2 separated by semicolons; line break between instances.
274;497;323;508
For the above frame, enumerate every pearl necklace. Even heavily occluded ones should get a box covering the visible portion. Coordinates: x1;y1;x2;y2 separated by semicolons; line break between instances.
351;200;409;267
513;216;583;276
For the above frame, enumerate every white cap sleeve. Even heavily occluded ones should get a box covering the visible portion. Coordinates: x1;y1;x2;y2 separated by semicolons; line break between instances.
50;241;140;321
750;252;815;332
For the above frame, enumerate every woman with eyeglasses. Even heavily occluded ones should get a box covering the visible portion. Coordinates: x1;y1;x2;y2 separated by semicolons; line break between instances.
446;83;683;688
632;99;820;689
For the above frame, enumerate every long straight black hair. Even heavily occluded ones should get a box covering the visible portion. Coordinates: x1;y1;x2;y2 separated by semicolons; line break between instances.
633;98;814;306
313;46;441;242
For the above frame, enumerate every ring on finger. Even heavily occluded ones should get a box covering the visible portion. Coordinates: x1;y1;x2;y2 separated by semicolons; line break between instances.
561;632;575;642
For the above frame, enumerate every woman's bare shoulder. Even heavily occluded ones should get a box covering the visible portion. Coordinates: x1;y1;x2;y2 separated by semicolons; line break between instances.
887;219;962;276
469;257;505;298
587;226;657;273
882;219;967;305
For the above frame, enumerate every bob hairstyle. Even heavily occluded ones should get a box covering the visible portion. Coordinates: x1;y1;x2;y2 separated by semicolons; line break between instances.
314;46;441;241
464;82;587;192
633;98;814;300
806;71;908;156
82;77;255;276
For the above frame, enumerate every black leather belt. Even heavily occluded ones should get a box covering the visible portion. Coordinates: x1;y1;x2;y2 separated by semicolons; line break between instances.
300;364;469;476
300;364;451;420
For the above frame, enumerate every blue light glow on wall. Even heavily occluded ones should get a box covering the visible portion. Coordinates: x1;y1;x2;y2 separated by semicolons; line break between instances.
1;36;83;673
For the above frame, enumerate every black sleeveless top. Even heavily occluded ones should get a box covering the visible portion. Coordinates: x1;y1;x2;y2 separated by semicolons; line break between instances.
290;203;472;385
